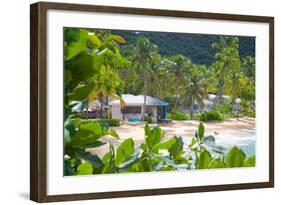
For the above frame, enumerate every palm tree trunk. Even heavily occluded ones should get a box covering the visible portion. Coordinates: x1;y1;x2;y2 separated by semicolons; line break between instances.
190;95;194;120
100;93;103;118
85;100;89;119
143;69;147;120
174;94;179;110
105;96;109;119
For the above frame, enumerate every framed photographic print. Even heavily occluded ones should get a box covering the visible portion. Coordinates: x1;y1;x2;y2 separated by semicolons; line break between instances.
30;1;274;202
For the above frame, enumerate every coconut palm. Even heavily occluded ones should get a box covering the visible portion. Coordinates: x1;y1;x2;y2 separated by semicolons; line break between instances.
126;36;158;120
182;64;208;119
164;55;192;110
211;36;241;109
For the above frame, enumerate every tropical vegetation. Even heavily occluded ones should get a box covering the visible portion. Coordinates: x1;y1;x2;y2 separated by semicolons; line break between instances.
63;28;256;176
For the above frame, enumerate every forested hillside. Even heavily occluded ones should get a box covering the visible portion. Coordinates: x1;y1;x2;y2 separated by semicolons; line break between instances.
114;30;255;65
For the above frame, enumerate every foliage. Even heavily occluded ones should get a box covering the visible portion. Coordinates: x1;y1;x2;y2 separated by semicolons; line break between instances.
167;111;188;120
115;31;255;65
144;115;153;124
65;122;255;176
82;119;120;127
200;111;223;121
64;118;120;176
63;29;256;176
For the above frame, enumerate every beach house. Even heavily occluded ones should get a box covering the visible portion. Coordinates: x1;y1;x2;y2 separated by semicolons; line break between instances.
109;94;169;123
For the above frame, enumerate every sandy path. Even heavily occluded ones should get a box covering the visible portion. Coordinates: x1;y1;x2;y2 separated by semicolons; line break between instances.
86;117;255;156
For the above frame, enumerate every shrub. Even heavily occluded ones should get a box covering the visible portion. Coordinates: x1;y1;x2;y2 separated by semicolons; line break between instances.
167;111;188;120
82;119;120;127
200;111;223;121
144;115;153;124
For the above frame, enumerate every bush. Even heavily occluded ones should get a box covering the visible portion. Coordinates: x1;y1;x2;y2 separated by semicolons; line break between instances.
144;115;153;123
167;111;188;120
200;111;223;121
82;119;120;127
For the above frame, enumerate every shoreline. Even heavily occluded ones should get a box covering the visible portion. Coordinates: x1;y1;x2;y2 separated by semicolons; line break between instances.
87;117;255;156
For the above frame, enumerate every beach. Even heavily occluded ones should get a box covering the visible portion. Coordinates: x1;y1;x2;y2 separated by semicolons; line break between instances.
87;117;255;156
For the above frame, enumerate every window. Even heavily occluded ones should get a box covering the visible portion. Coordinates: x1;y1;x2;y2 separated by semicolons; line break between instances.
121;106;142;114
145;106;153;114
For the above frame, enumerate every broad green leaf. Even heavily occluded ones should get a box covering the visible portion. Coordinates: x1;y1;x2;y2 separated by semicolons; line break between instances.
118;147;141;170
65;29;88;60
145;125;163;150
109;34;126;44
77;162;93;175
64;70;72;86
209;158;225;168
244;156;255;167
189;137;197;148
82;141;106;148
152;137;176;153
198;122;204;140
68;83;95;101
225;146;246;167
115;138;134;166
88;34;101;47
169;136;184;157
78;152;103;168
102;151;114;174
71;122;104;146
106;129;120;139
64;159;73;176
66;51;96;85
196;150;212;169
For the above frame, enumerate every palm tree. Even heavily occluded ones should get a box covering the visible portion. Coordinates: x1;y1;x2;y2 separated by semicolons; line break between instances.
211;36;241;109
126;36;158;120
164;55;191;110
182;64;208;120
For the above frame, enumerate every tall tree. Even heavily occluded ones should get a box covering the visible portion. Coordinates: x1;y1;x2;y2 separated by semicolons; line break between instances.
182;64;208;119
164;55;192;110
126;36;158;120
211;36;241;109
64;28;128;118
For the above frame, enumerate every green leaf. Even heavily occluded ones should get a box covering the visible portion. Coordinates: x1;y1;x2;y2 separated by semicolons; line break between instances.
198;122;205;140
109;34;126;44
102;151;114;174
68;83;94;101
78;152;103;168
64;70;72;86
189;137;197;148
145;125;163;150
77;162;93;175
115;138;135;166
71;122;104;146
64;159;73;176
106;129;120;139
244;156;255;167
169;136;184;157
152;137;176;153
65;51;96;85
88;34;101;47
118;147;141;170
82;141;106;148
225;146;246;167
196;150;212;169
65;29;88;60
209;158;225;168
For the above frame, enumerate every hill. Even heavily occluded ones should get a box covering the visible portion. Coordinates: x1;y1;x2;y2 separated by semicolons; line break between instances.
114;30;255;65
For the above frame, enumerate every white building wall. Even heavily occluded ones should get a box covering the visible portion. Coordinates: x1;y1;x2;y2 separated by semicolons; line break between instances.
111;104;122;120
151;106;158;122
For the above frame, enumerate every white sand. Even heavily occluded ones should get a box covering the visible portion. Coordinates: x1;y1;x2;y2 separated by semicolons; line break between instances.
87;117;255;156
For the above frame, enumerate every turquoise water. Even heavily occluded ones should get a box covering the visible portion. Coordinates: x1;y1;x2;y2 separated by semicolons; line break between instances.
183;128;256;157
208;128;256;157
